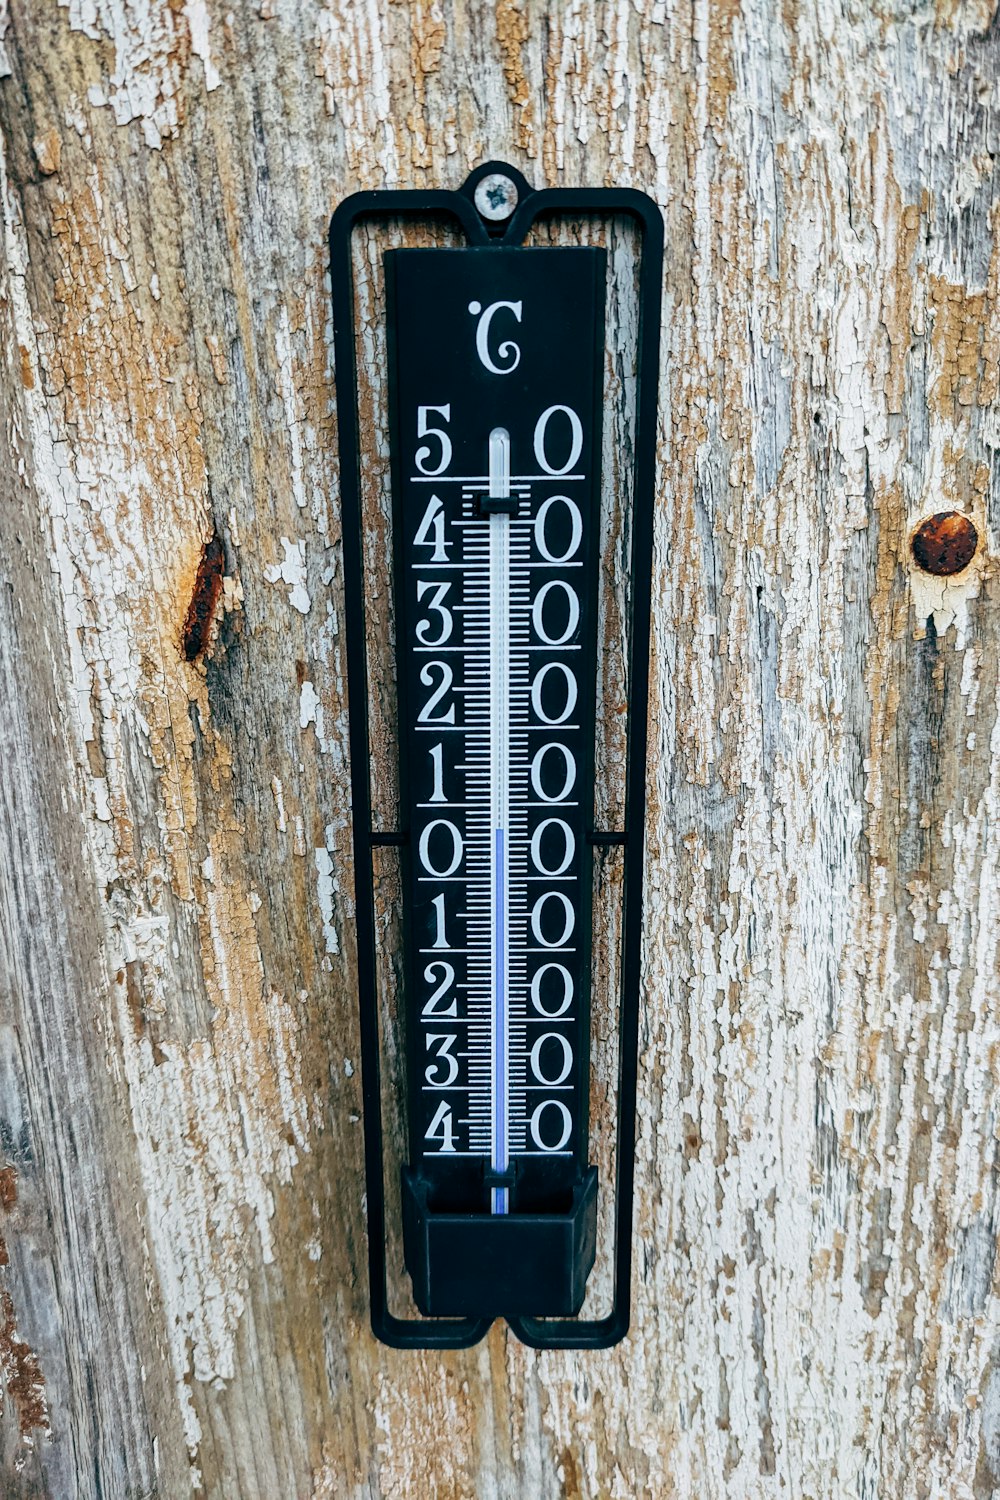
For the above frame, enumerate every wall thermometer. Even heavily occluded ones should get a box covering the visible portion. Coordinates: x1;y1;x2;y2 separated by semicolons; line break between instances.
330;163;662;1350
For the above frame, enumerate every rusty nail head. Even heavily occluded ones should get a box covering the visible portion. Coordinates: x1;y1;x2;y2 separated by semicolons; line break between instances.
910;511;978;577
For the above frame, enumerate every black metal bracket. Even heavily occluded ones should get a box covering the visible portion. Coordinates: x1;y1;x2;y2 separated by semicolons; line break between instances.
329;161;663;1351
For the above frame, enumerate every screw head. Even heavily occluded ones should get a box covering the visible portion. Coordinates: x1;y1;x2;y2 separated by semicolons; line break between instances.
474;172;519;223
911;511;979;576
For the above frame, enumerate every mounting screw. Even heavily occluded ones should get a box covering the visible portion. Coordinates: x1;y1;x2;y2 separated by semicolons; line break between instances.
474;172;519;223
910;511;979;576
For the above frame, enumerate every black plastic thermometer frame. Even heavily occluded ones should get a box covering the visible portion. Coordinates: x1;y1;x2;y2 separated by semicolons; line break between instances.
329;162;662;1350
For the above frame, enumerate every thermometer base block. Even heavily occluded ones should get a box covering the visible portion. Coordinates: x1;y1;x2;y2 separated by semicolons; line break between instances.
401;1167;598;1319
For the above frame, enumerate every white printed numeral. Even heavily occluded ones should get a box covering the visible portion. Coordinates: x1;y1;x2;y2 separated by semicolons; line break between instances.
529;1033;573;1087
428;742;446;802
530;890;575;948
418;819;463;877
425;1033;460;1087
415;406;452;476
414;493;449;561
425;1100;457;1152
531;662;577;724
530;963;574;1017
534;404;583;476
532;579;580;646
422;961;457;1017
529;818;575;876
416;580;453;645
534;494;583;562
418;661;455;723
529;1099;573;1152
430;893;450;948
530;743;577;802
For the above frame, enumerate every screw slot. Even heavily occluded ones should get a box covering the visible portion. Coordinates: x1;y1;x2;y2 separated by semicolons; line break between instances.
910;511;979;577
474;173;518;223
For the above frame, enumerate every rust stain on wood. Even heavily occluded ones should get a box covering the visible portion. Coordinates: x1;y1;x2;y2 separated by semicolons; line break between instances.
0;1291;48;1442
0;1169;16;1214
0;1166;12;1271
911;511;979;576
0;1164;10;1272
182;533;225;661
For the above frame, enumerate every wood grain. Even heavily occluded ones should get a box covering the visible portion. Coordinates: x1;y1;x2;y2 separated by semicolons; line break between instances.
1;1;1000;1495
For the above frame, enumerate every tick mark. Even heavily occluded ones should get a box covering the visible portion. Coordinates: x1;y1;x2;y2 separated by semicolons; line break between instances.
182;532;225;662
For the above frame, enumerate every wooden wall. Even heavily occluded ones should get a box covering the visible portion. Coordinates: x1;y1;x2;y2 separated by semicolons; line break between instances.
2;2;1000;1495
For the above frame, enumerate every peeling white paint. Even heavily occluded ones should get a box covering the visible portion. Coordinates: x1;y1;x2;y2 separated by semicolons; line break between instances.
314;845;339;954
299;679;320;731
59;0;220;147
908;553;983;645
264;536;310;615
0;98;321;1471
316;0;399;181
184;0;220;92
270;775;287;832
274;305;308;511
222;574;244;611
0;0;11;78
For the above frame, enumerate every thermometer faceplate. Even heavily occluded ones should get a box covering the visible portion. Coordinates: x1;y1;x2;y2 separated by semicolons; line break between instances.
388;248;604;1317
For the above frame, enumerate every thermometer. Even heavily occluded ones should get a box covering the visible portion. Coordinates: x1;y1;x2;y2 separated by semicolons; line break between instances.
330;163;662;1349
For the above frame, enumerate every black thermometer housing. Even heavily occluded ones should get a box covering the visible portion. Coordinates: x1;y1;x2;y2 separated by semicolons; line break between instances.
330;163;662;1350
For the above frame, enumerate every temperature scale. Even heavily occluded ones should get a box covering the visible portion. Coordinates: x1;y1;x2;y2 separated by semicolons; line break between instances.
330;164;662;1349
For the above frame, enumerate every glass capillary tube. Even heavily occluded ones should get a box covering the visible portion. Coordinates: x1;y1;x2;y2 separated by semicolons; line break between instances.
488;427;511;1215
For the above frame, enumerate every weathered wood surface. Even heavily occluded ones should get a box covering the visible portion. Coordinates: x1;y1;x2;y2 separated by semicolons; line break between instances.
2;2;1000;1496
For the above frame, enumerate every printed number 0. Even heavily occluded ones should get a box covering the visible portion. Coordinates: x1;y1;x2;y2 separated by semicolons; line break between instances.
532;580;580;646
529;1033;573;1087
530;964;574;1017
418;820;463;877
530;890;575;948
530;662;578;724
529;1099;572;1152
534;495;583;563
529;818;575;876
534;405;583;476
530;743;576;802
